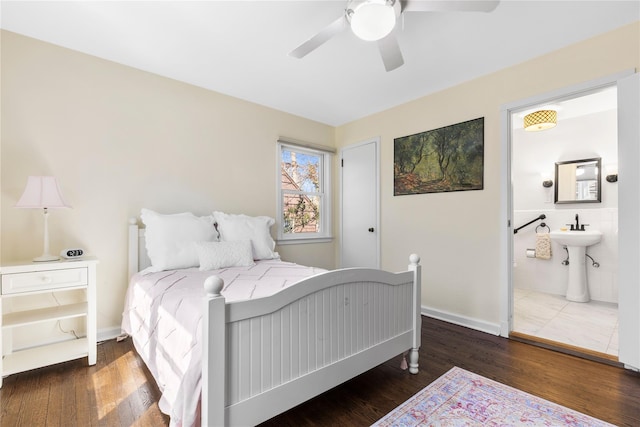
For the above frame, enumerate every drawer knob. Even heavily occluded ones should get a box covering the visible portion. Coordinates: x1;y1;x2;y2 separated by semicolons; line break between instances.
40;276;53;284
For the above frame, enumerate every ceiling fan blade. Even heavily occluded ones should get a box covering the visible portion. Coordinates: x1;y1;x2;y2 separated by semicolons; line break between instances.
378;32;404;72
289;15;347;59
402;1;499;13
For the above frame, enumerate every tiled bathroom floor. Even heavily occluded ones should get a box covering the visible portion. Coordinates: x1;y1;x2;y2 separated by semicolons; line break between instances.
513;288;619;357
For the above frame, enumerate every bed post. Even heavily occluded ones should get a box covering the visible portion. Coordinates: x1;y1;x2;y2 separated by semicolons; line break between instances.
408;254;422;374
128;218;139;278
202;276;226;427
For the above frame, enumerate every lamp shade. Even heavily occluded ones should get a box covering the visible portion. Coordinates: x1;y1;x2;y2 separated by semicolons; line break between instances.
15;176;71;209
524;110;557;132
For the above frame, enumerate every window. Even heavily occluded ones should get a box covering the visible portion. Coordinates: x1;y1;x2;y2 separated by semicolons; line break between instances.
277;140;332;243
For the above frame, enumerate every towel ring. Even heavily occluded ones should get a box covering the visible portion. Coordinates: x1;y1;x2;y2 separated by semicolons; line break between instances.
536;222;550;233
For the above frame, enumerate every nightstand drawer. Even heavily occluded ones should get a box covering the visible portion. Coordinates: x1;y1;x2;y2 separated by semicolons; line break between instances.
1;268;88;294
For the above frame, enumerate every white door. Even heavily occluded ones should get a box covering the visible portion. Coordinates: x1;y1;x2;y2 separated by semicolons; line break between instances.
340;138;379;268
617;72;640;370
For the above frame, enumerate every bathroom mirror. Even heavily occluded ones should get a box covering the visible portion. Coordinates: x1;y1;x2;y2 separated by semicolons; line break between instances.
554;157;601;204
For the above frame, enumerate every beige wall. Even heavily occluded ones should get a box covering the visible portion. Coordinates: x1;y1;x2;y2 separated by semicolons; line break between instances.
0;30;336;335
2;22;638;337
335;22;639;327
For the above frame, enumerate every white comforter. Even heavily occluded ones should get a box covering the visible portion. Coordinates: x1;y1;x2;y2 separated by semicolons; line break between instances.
121;259;326;427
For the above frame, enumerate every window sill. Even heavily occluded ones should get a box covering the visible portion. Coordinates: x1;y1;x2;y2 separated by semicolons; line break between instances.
276;237;333;245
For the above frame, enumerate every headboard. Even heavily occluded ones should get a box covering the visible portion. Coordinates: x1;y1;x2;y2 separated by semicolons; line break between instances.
128;218;151;278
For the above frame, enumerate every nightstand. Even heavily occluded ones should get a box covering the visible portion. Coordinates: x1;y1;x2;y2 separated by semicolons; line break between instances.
0;257;98;387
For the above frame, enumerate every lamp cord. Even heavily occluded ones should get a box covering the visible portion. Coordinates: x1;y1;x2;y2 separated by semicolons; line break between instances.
51;292;80;339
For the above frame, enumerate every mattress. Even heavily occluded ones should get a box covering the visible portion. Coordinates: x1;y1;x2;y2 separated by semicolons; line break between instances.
121;259;326;427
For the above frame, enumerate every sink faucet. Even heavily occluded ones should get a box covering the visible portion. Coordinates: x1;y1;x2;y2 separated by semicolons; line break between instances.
567;214;588;231
571;214;589;231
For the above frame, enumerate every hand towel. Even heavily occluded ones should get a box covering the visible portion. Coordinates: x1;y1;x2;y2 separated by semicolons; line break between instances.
535;232;552;259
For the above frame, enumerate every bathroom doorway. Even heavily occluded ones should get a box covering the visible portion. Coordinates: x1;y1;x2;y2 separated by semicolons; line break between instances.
510;86;619;360
500;71;640;368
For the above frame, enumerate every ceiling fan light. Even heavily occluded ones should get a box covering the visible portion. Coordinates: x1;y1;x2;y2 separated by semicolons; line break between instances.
349;1;397;41
524;109;557;132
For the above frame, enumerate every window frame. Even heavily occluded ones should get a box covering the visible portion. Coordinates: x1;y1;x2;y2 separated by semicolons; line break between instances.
276;141;332;244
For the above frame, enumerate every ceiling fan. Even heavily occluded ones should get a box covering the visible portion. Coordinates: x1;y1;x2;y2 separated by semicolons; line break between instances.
289;0;500;72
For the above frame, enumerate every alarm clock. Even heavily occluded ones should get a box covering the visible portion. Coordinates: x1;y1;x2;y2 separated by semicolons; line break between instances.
60;248;84;259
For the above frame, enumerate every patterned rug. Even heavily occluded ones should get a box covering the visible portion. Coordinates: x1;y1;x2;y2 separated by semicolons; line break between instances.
372;367;614;426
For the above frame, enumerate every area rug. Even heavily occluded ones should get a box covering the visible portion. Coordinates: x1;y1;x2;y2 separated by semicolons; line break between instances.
372;366;614;426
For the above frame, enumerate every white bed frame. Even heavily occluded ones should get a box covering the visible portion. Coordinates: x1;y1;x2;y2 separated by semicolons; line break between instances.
128;219;421;426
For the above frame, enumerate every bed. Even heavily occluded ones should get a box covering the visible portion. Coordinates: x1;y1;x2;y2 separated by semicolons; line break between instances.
122;210;422;426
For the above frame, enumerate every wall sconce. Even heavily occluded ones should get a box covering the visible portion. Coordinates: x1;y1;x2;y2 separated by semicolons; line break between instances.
540;172;553;203
524;110;557;132
604;163;618;183
540;171;553;188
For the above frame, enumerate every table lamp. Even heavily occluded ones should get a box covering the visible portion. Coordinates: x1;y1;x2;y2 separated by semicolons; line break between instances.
15;176;71;262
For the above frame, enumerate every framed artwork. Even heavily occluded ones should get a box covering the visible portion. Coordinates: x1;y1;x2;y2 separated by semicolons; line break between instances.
394;117;484;195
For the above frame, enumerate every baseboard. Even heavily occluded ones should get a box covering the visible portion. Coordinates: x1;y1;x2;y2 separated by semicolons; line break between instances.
98;326;122;343
421;306;501;336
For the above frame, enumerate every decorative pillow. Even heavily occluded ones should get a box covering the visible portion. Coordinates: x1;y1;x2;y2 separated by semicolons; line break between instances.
141;208;218;272
212;211;279;260
194;240;255;271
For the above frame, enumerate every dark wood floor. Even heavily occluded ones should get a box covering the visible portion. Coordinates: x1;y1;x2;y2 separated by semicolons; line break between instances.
1;317;639;426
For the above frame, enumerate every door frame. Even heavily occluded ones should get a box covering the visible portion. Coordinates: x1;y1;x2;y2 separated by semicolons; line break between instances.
339;137;381;269
499;70;636;358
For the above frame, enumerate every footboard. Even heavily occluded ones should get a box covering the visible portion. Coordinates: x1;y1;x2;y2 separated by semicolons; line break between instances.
202;255;421;426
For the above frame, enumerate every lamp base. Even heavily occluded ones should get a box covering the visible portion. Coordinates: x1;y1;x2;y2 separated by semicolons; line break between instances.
33;254;60;262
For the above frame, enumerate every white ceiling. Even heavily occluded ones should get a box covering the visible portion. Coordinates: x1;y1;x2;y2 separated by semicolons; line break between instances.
513;85;618;129
1;1;638;126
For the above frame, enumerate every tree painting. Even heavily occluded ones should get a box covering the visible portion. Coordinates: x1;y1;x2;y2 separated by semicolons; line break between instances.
394;117;484;195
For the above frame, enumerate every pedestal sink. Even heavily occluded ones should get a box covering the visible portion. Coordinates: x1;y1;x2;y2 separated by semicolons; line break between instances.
550;230;602;302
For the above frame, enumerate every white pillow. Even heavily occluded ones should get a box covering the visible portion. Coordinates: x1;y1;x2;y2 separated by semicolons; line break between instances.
212;211;279;260
141;208;218;272
195;240;255;271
